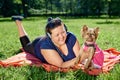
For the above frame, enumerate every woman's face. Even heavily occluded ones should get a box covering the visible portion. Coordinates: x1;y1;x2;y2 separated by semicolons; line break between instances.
50;24;67;47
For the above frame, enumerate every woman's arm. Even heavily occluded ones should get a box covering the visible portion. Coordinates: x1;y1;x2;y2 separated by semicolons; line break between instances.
73;39;81;57
41;49;78;68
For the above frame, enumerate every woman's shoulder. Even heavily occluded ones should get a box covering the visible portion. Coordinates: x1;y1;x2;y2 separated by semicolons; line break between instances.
39;37;55;49
67;32;77;40
66;32;77;46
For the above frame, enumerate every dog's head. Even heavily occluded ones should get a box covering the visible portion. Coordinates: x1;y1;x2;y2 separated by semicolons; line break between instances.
81;25;99;43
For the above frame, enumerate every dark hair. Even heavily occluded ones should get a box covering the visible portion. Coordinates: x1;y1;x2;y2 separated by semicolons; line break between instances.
45;17;63;35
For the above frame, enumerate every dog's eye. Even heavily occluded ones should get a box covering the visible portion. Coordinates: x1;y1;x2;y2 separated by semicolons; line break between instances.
86;33;89;35
91;34;95;36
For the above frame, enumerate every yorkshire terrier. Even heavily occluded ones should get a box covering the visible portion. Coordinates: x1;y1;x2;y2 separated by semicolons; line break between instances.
77;25;104;70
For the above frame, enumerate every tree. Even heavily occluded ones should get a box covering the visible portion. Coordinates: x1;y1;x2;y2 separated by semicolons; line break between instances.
108;0;120;17
1;0;15;17
21;0;29;17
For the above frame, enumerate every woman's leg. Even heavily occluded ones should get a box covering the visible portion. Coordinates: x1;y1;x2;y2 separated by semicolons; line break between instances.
12;16;34;54
15;20;28;37
15;20;31;48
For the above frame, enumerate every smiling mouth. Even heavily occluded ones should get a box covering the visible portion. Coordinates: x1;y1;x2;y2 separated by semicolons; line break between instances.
58;39;63;43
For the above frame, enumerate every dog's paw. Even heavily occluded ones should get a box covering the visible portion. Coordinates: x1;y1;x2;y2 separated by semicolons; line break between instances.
84;64;89;69
88;66;94;70
74;57;81;65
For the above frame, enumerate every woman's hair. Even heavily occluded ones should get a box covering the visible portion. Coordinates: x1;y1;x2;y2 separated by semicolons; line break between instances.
45;17;67;36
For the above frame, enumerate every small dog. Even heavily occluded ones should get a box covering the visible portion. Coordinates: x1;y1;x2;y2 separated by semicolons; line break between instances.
77;25;104;70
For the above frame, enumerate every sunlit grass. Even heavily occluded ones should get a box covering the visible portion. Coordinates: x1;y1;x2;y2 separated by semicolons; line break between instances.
0;17;120;80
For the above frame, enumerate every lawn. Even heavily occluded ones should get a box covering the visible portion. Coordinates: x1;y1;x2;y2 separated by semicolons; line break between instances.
0;17;120;80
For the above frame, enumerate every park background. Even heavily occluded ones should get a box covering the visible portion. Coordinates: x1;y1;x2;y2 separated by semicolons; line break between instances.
0;0;120;17
0;0;120;80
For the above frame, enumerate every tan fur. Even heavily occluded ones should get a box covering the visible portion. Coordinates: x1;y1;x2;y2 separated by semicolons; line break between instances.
77;25;99;70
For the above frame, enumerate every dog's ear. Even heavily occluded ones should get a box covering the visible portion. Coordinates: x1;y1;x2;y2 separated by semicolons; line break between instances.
82;25;88;32
94;27;99;39
94;27;99;34
81;25;88;38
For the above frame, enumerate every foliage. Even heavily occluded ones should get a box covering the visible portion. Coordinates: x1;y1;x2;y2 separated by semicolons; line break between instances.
109;0;120;17
0;0;120;17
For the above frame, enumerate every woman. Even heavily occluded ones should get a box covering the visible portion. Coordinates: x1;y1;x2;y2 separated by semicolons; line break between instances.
12;16;80;68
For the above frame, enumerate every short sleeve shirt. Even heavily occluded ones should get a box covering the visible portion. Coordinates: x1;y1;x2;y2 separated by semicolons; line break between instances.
34;32;77;63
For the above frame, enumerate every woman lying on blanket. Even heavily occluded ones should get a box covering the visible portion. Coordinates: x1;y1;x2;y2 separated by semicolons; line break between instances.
12;16;80;68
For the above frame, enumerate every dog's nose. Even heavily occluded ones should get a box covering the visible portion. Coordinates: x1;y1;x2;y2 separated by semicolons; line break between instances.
90;34;94;37
89;34;92;37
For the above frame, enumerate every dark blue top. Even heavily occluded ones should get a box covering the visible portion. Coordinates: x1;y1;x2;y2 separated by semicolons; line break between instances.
34;32;77;63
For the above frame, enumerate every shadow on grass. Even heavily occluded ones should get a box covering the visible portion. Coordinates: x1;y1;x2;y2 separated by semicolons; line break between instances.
0;53;6;58
12;49;23;55
96;21;120;24
0;18;12;22
0;16;120;22
0;17;46;22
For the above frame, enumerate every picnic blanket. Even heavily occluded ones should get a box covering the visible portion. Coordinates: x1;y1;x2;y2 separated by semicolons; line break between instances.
0;48;120;76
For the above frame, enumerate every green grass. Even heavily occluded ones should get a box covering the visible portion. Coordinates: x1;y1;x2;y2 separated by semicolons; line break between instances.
0;17;120;80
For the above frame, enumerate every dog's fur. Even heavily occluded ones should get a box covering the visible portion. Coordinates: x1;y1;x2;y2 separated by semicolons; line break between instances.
78;25;99;70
